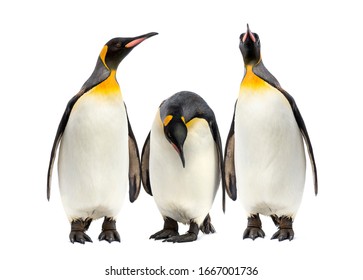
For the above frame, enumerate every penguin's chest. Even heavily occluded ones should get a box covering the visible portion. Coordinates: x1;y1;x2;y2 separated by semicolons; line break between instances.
234;78;306;216
149;115;218;223
58;92;129;218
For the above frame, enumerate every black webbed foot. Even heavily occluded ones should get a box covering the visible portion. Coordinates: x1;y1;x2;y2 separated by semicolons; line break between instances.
98;217;120;243
163;232;198;243
69;218;93;244
163;221;199;243
150;217;179;240
150;229;179;240
270;216;294;241
243;214;265;240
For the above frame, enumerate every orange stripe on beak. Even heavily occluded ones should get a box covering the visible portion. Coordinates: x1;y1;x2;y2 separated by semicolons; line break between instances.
249;30;256;43
125;37;146;48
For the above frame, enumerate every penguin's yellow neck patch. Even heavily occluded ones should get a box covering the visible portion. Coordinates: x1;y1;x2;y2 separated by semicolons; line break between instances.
240;66;269;93
91;70;121;96
185;117;200;128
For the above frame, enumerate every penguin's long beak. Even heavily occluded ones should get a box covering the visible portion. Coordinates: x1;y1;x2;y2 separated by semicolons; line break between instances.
125;32;158;48
171;142;186;168
242;24;256;43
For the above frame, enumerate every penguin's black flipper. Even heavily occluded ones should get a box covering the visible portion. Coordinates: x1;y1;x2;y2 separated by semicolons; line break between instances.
209;119;225;212
141;132;153;196
278;89;318;195
47;90;86;201
253;62;318;195
223;102;237;202
125;104;141;203
252;61;281;89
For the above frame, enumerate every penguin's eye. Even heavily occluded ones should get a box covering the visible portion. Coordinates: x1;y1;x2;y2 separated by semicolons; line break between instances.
115;42;122;48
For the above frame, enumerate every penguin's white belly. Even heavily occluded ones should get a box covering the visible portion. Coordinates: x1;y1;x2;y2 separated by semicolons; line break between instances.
58;93;129;221
235;87;306;218
149;115;219;226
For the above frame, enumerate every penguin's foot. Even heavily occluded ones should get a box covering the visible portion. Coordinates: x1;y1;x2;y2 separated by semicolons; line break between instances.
271;228;294;241
150;217;179;240
200;214;216;234
70;231;92;244
163;232;197;243
271;216;294;241
150;229;179;240
163;222;199;243
243;214;265;240
98;217;120;243
69;218;93;244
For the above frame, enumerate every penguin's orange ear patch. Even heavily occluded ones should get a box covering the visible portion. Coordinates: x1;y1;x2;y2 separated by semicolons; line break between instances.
163;115;173;126
125;38;146;48
99;45;109;69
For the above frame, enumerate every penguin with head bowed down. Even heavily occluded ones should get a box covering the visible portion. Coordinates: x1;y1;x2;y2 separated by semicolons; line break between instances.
141;91;224;243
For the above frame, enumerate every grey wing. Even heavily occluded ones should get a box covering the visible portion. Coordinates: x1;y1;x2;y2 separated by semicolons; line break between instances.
47;91;84;200
125;104;141;202
278;89;318;195
209;119;225;212
141;132;153;196
223;102;237;201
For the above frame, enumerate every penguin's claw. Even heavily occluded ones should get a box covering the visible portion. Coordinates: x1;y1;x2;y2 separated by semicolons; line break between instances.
69;219;93;244
270;216;294;241
162;221;199;242
98;230;121;243
271;229;294;241
150;229;179;240
243;214;264;240
98;217;120;243
243;227;265;240
69;231;93;244
162;232;198;243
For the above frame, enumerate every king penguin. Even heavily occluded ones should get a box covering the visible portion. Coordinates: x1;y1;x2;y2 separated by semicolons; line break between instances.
223;25;318;241
141;91;224;242
47;32;158;244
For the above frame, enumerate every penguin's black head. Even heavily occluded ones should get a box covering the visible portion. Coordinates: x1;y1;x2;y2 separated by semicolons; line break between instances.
239;24;261;65
102;32;158;70
163;115;187;168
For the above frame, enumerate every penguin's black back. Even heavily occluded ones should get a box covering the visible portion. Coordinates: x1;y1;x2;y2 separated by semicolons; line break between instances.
159;91;216;124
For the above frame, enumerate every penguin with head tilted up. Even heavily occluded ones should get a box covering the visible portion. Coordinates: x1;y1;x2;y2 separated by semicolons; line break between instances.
141;91;224;243
47;32;158;244
223;25;318;241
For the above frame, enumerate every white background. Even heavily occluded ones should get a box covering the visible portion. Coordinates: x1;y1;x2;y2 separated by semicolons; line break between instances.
1;0;362;279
